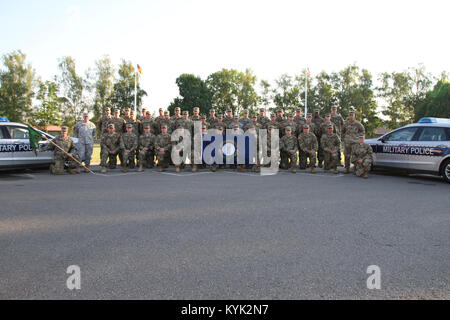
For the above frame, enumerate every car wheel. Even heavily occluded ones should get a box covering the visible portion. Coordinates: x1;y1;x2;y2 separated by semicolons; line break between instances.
440;158;450;184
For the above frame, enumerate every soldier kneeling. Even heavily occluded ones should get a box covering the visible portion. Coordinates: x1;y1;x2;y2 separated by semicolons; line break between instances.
351;135;373;179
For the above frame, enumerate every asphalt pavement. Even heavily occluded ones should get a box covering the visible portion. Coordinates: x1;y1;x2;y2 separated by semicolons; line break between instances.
0;166;448;299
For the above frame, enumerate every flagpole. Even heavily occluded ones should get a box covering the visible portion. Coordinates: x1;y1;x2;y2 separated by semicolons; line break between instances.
134;70;137;115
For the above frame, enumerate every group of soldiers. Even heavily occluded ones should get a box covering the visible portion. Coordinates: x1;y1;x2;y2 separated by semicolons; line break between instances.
45;104;374;179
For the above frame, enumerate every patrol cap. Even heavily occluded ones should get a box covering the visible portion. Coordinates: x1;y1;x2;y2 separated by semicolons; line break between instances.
126;124;133;129
331;105;338;109
314;108;320;112
234;114;239;118
226;108;232;113
175;107;181;111
252;114;257;118
193;107;199;111
295;108;302;112
358;134;365;139
243;109;249;114
209;108;215;112
303;124;310;129
327;124;333;129
83;112;89;117
288;114;294;118
143;124;151;129
217;114;223;119
325;113;331;117
161;124;168;129
306;113;312;117
61;126;68;131
146;111;151;115
285;126;292;131
107;123;114;129
113;108;120;113
349;109;356;115
233;124;239;129
159;108;163;111
259;108;265;112
105;107;111;111
270;113;276;117
268;125;274;130
182;111;188;115
125;107;130;111
164;111;170;115
276;109;283;113
201;114;206;119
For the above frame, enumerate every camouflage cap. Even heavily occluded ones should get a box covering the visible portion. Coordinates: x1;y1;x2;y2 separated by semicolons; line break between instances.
303;124;310;129
193;107;199;111
295;108;302;112
276;109;283;113
146;111;151;114
61;126;68;131
268;125;274;130
349;109;356;115
113;108;120;113
159;107;163;111
161;124;168;129
233;124;239;129
126;124;133;129
143;124;151;129
327;124;333;129
306;113;312;117
105;107;111;111
164;111;170;115
217;114;223;119
209;108;215;113
234;114;239;118
252;114;257;118
125;107;130;110
243;109;249;114
325;113;331;117
331;105;338;109
314;108;320;112
107;123;114;129
288;114;294;117
270;113;276;117
226;108;232;112
175;107;181;111
201;114;206;119
182;111;188;115
259;107;265;112
285;126;292;131
83;112;89;117
358;135;365;139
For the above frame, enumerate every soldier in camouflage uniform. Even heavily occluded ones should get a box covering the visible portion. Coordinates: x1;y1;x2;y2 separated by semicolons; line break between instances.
140;111;158;136
312;109;325;168
138;124;156;171
294;108;306;127
223;109;234;129
212;114;226;131
159;111;173;135
244;114;261;132
200;114;209;130
97;107;111;138
239;109;252;130
171;107;182;123
319;114;337;139
257;108;269;128
321;124;341;174
100;124;123;173
284;114;299;137
275;109;285;124
228;114;240;130
298;124;318;173
108;108;126;135
207;109;217;126
121;124;138;172
190;107;201;121
351;135;373;179
40;126;80;175
155;124;172;172
280;126;298;173
265;114;279;131
331;106;345;165
139;108;147;121
155;108;165;126
342;109;365;174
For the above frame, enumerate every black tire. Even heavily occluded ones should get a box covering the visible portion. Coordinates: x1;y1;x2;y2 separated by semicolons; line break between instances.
440;158;450;183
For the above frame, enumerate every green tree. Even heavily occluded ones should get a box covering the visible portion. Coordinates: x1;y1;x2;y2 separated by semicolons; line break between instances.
92;55;115;122
414;80;450;121
168;74;212;115
272;74;300;114
0;50;35;122
109;60;147;114
32;79;64;127
259;79;272;110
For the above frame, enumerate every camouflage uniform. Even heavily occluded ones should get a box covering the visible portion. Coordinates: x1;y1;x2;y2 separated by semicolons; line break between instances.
298;130;318;171
138;131;156;169
280;130;298;172
351;142;373;178
342;119;365;171
321;131;341;171
108;117;126;135
121;129;138;171
312;114;325;166
100;131;123;170
41;131;78;175
97;113;111;137
155;130;172;171
74;119;96;167
331;112;345;163
223;115;234;128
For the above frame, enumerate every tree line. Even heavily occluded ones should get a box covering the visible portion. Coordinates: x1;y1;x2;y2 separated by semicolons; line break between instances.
0;50;448;137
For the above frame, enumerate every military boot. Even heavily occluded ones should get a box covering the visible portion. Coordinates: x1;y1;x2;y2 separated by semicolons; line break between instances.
122;166;128;173
310;166;315;174
49;164;54;174
138;164;143;172
158;165;163;172
363;170;368;179
211;165;217;172
239;165;245;172
67;167;74;174
175;166;180;173
291;164;296;173
192;165;197;172
333;166;338;174
344;167;350;174
101;167;107;174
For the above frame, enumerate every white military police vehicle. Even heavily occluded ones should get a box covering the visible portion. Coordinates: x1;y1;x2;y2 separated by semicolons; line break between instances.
0;118;78;170
366;118;450;183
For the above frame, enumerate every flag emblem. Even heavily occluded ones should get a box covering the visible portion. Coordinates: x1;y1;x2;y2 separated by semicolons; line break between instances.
137;64;143;74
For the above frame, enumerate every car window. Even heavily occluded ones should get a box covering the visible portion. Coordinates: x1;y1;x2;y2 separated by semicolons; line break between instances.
384;127;418;142
0;127;6;139
417;127;448;142
8;126;29;139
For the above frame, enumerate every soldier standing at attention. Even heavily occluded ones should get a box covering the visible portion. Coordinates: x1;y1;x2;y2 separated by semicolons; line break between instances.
155;124;172;172
244;114;261;132
257;108;269;128
139;108;147;121
207;108;217;126
122;107;132;124
265;114;279;132
171;107;182;122
190;107;201;121
331;105;345;165
138;124;156;172
121;124;138;172
312;109;325;168
155;108;164;125
223;109;234;128
159;111;173;135
280;126;298;173
100;124;123;173
342;108;365;174
140;111;158;137
319;113;337;140
108;108;126;135
298;124;318;173
74;112;96;172
321;124;341;174
294;108;306;127
239;109;252;130
39;126;80;175
200;114;209;131
97;107;111;138
351;135;373;179
213;114;226;131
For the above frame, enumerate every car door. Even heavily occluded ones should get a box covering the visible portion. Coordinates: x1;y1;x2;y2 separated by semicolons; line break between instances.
0;125;16;167
412;126;449;172
5;125;53;166
377;126;419;169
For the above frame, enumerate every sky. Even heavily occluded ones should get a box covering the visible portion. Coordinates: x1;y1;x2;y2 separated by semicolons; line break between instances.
1;0;449;113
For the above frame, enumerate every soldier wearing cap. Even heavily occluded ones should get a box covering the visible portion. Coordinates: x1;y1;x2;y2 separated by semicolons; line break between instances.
138;123;156;171
199;114;209;130
244;114;261;132
331;106;345;165
223;109;234;128
159;111;173;135
228;114;240;130
97;107;112;137
239;109;251;129
40;126;80;175
121;124;138;172
156;108;165;124
294;108;306;126
212;114;226;131
123;107;132;124
284;114;299;137
321;124;341;174
276;109;284;123
280;126;298;173
155;124;172;172
139;108;147;121
74;112;96;172
190;107;201;121
100;124;123;173
207;109;217;126
171;107;181;122
140;111;158;136
257;108;269;127
351;135;373;179
319;113;337;138
342;108;365;174
312;109;325;167
298;124;318;173
107;108;126;135
264;113;279;132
